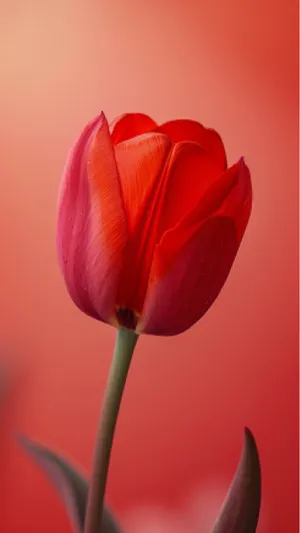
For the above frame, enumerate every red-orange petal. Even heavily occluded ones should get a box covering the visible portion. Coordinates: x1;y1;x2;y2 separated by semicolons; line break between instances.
114;132;172;313
110;113;157;145
157;119;227;170
114;133;172;232
155;141;223;244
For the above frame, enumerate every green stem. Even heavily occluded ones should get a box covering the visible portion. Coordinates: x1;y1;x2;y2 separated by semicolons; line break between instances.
84;328;138;533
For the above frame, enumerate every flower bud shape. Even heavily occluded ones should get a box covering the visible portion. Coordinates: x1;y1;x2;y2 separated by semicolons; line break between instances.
57;112;252;335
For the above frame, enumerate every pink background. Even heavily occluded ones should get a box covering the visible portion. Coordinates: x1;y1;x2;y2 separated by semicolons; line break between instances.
0;1;298;532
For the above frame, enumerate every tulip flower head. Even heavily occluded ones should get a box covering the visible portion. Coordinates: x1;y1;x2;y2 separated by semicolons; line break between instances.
57;113;252;335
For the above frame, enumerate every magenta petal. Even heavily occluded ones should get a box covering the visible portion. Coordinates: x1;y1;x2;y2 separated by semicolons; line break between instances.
139;216;239;336
57;114;102;320
57;113;126;324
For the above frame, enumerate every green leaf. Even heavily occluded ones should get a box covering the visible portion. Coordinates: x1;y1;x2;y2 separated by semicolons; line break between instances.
18;435;123;533
210;427;261;533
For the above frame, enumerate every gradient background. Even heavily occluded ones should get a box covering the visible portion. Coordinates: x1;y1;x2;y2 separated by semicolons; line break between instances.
0;1;298;532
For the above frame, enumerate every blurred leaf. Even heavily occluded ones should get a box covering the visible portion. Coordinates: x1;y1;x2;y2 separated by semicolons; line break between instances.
18;435;123;533
210;427;261;533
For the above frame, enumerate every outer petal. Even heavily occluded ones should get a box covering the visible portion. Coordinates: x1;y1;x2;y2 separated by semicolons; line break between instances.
57;112;127;324
157;119;227;170
216;158;252;241
139;159;251;335
110;113;157;145
138;216;239;335
57;114;102;320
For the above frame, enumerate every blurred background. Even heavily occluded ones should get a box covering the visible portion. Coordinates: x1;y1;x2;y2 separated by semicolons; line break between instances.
0;0;298;532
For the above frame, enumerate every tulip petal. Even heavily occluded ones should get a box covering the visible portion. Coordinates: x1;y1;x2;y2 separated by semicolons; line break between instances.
215;158;252;241
114;132;172;314
157;119;227;170
171;157;251;245
139;216;239;335
18;436;123;533
57;114;103;320
155;141;223;243
210;427;261;533
57;112;127;324
115;133;172;232
110;113;157;145
87;115;128;322
139;159;251;335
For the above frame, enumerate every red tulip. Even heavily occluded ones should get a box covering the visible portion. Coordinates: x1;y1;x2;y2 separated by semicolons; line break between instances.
57;112;252;336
